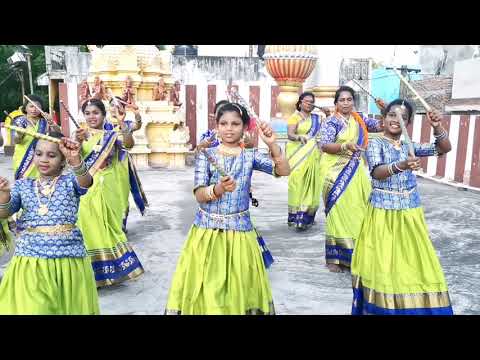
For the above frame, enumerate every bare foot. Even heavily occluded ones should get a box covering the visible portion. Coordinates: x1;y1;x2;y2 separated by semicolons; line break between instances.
327;264;343;273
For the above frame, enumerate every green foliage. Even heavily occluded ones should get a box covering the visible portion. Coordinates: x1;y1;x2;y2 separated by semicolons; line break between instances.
0;45;48;116
0;45;168;118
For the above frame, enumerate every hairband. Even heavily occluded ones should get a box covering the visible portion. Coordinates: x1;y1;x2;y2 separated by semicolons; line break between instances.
215;102;243;118
231;103;243;117
215;103;228;117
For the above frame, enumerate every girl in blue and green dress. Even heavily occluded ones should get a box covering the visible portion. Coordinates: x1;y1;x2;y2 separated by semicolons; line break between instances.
286;92;322;230
165;102;290;315
0;132;99;315
318;86;384;272
351;99;454;315
74;99;146;287
11;95;61;181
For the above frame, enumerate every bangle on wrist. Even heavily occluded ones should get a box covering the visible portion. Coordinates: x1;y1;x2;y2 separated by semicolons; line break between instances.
0;199;11;210
434;129;448;141
69;159;88;177
393;162;404;173
68;157;83;169
206;184;218;201
212;184;219;198
387;163;394;176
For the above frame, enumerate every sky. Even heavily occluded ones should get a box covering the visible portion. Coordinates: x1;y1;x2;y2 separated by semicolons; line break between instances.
197;45;420;67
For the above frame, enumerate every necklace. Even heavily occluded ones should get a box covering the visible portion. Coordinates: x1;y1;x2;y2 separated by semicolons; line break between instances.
26;116;38;128
218;143;242;157
382;135;402;150
335;112;351;127
92;127;106;153
38;177;56;196
35;176;60;216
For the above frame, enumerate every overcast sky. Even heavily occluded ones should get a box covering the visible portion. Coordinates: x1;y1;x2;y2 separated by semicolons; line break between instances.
197;45;420;66
330;45;420;66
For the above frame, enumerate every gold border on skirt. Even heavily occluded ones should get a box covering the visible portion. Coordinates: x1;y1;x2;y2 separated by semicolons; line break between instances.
352;275;452;310
87;242;135;262
288;205;318;215
325;235;354;249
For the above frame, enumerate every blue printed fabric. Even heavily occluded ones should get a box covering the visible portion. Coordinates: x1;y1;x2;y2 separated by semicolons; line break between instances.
319;113;380;146
366;137;439;210
8;173;88;258
193;148;275;231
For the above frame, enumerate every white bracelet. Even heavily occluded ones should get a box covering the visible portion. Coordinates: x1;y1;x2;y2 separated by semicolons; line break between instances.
387;163;394;176
393;162;405;173
434;130;448;141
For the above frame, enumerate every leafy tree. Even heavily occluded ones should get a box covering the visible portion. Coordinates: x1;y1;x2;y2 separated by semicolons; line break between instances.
0;45;48;117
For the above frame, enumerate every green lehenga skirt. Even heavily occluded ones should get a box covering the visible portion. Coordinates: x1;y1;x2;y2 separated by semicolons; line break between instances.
166;225;275;315
287;140;321;230
321;164;371;268
77;163;144;287
0;256;100;315
351;205;453;315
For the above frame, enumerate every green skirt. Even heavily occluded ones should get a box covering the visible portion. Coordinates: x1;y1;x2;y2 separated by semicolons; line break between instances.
351;205;453;315
287;141;321;230
323;165;371;268
166;225;275;315
78;165;144;287
0;256;100;315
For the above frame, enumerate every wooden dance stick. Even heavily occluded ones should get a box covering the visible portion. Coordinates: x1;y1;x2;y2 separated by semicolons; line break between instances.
394;107;415;157
393;69;432;112
114;97;130;106
200;148;228;177
107;89;123;108
23;95;52;121
226;86;259;127
351;79;386;111
4;124;61;144
59;100;80;129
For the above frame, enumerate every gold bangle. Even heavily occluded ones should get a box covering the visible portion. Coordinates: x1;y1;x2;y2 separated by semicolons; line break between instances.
201;186;210;201
207;185;214;201
211;184;219;200
206;184;218;201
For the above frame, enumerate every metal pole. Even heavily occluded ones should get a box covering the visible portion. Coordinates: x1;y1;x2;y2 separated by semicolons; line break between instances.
18;69;25;101
26;53;34;94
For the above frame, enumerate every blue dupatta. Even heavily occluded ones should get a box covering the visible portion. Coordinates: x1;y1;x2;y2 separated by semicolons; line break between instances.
323;113;368;215
14;119;47;180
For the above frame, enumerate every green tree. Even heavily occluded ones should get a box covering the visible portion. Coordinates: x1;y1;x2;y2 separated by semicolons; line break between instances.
0;45;48;117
